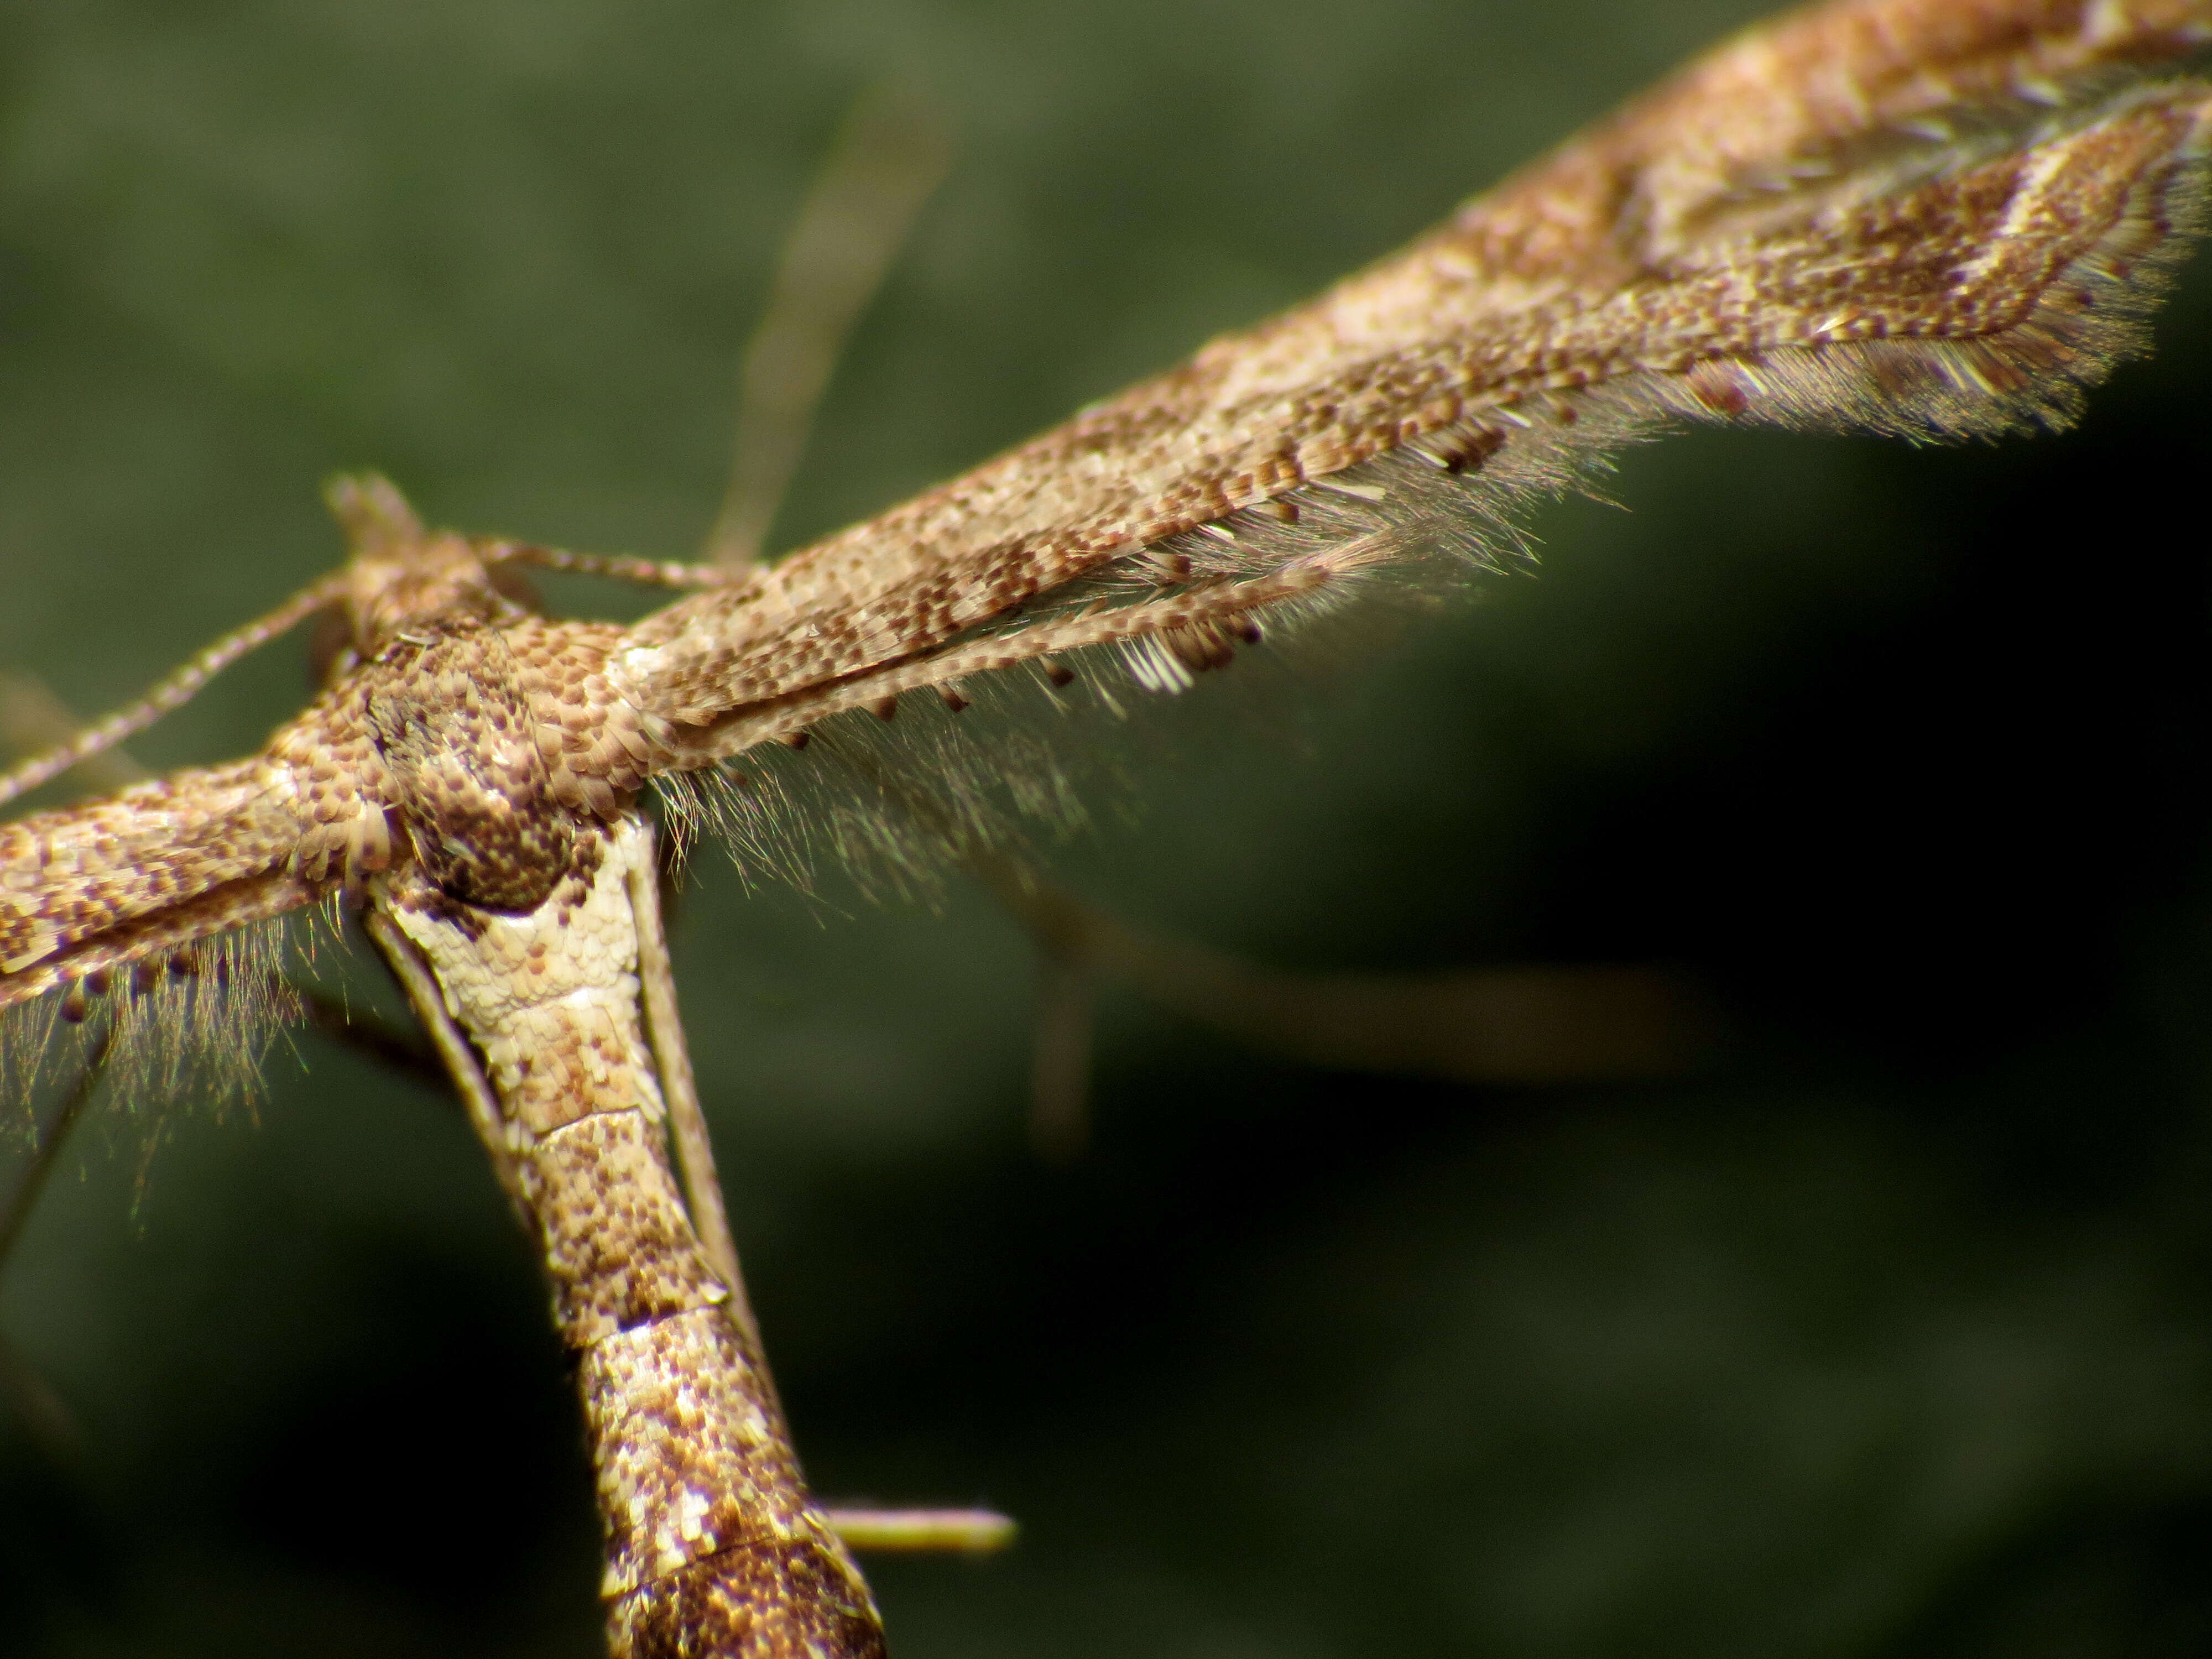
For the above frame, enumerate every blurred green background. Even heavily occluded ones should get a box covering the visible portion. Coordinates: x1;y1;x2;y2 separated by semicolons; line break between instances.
4;1;2212;1653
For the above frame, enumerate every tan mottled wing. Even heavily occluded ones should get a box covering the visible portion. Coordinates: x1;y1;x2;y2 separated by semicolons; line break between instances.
622;0;2212;743
0;760;311;1009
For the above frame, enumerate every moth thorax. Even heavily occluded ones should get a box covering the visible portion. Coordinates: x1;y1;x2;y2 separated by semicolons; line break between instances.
366;624;577;913
345;535;518;658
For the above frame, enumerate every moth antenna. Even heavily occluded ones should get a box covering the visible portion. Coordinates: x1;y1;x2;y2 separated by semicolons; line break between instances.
0;671;150;796
483;542;739;591
706;83;954;570
0;569;352;808
970;846;1724;1092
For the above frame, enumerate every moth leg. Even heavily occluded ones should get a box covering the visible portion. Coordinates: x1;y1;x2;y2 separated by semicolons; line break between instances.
0;1020;113;1463
980;854;1726;1092
624;816;755;1340
704;84;953;571
290;972;448;1094
1026;949;1097;1166
361;907;528;1222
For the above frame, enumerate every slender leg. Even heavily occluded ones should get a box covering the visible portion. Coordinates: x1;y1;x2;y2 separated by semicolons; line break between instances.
627;821;752;1334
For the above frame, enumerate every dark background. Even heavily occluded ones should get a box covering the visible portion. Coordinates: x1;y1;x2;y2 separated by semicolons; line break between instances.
4;1;2211;1653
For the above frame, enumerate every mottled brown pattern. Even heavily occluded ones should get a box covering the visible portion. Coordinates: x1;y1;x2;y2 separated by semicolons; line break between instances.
618;3;2212;731
365;625;574;912
0;547;650;1011
7;4;2212;1653
585;1308;857;1596
526;1111;731;1342
385;821;879;1656
7;486;864;1645
610;1533;887;1659
0;761;302;979
605;78;2212;771
0;869;304;1014
8;1;2210;1020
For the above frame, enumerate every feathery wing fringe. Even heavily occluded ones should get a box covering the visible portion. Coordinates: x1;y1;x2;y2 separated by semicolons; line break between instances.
1;763;311;1108
619;79;2212;759
2;914;295;1124
0;764;309;995
6;0;2212;1058
623;71;2210;884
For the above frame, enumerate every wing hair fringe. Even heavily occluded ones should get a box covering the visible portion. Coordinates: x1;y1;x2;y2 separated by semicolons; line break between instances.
2;912;297;1137
658;81;2209;896
11;58;2208;1028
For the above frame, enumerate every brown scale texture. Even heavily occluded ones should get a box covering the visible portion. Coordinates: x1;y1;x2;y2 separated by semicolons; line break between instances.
271;686;394;893
367;624;577;912
662;543;1371;765
382;823;879;1657
10;2;2212;1022
620;1;2212;728
0;761;304;993
0;869;306;1011
585;1309;868;1613
609;1527;887;1659
8;6;2212;1651
525;1109;729;1342
0;507;660;1009
497;615;668;809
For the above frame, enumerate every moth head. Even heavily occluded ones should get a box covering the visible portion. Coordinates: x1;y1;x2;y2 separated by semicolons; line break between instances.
316;473;534;680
